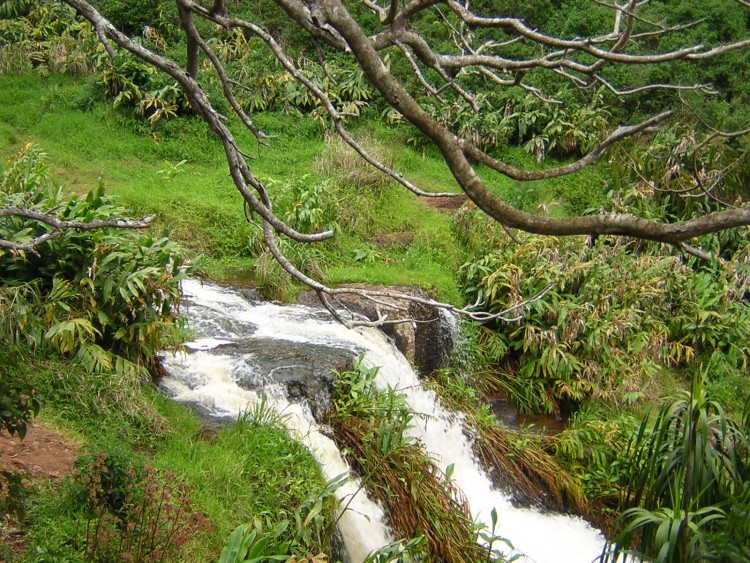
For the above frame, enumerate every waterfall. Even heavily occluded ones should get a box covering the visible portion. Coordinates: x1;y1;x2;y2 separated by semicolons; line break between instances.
160;280;606;563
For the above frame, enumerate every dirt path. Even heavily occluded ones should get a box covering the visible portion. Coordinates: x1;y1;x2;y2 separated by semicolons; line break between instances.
418;193;468;213
0;424;79;483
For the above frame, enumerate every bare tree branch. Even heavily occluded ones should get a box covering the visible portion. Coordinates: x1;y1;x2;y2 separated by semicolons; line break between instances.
180;0;457;197
592;74;716;97
0;208;154;254
66;0;334;245
60;0;750;322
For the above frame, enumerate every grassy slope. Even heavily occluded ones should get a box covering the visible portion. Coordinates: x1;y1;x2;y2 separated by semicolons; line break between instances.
2;349;324;561
0;75;610;303
0;75;332;560
0;74;466;300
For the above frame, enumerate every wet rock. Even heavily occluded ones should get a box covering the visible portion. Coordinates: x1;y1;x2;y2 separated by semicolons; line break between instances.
225;338;354;422
297;284;456;377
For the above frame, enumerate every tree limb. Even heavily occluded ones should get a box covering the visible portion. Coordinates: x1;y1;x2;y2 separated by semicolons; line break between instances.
0;208;154;254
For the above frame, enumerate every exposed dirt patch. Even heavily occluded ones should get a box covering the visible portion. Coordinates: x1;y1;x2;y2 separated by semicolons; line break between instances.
418;193;468;213
0;424;79;483
1;424;80;560
373;232;414;247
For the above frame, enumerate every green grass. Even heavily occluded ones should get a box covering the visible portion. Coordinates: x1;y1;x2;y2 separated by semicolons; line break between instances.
0;74;611;300
0;74;468;296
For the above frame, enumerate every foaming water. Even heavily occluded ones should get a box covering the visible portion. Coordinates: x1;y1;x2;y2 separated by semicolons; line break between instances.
161;280;606;563
160;283;392;563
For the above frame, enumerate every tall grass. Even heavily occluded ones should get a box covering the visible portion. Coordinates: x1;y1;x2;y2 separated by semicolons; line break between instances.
329;361;496;562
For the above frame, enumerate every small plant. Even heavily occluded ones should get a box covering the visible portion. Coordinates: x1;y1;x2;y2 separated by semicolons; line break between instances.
278;175;335;234
352;245;381;264
364;536;428;563
156;159;187;182
476;508;522;563
218;475;344;562
78;453;211;563
0;376;41;439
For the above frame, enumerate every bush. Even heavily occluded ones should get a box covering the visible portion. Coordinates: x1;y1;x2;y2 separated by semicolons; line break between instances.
76;453;212;562
0;1;96;76
0;144;197;378
458;222;750;415
93;0;162;35
604;376;750;562
0;350;41;438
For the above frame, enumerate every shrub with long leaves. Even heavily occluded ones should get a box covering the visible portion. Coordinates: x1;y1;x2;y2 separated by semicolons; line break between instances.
328;360;505;562
0;144;196;379
459;222;750;415
603;374;750;562
0;1;96;76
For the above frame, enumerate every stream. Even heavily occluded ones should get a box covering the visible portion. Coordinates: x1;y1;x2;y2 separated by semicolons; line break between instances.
159;279;606;563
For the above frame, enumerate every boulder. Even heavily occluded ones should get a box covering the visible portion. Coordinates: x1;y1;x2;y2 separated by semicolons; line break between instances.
297;284;456;377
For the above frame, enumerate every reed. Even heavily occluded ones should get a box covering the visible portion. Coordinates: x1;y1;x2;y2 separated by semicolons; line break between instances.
329;361;491;562
429;369;588;515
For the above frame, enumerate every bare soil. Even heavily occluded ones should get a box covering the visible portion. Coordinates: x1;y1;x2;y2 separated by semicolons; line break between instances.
0;424;80;560
0;424;79;483
418;193;468;213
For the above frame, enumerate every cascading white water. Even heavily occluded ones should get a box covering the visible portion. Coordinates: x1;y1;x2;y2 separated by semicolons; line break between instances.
160;280;606;563
159;282;392;563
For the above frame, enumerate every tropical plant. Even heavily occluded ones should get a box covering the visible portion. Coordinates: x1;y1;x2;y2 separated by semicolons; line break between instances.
458;224;750;415
0;1;95;76
217;475;344;563
0;144;196;378
329;359;499;562
94;48;189;130
603;374;750;562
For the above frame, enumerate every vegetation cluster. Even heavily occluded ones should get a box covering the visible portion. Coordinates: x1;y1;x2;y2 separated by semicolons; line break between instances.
1;0;750;562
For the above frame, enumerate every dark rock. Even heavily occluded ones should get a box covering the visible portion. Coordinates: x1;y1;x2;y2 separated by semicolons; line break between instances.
224;338;354;422
297;284;456;377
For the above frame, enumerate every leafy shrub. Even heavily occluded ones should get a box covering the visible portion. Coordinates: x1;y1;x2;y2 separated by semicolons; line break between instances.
0;144;196;378
0;1;96;76
207;32;375;119
415;88;611;159
217;476;342;563
610;124;750;244
458;221;750;414
0;350;42;439
93;48;189;132
604;375;750;561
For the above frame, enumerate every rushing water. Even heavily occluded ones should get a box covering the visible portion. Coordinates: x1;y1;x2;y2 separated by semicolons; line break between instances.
159;280;606;563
